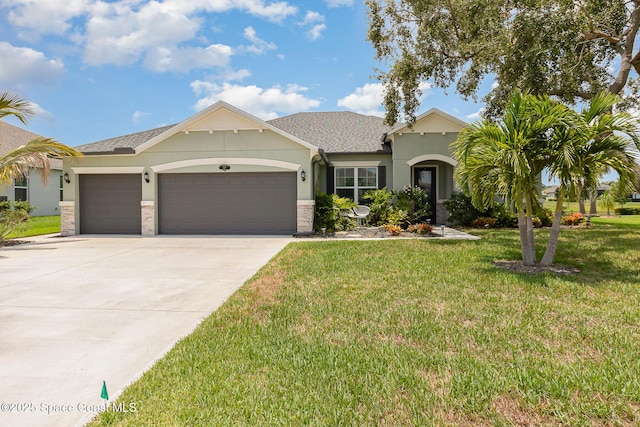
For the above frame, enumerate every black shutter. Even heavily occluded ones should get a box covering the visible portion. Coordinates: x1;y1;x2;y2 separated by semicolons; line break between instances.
377;166;386;189
327;167;335;194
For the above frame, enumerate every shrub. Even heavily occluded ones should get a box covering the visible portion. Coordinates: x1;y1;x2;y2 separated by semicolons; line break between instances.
562;212;584;226
493;204;518;228
0;209;29;241
362;188;395;226
385;209;410;228
383;224;402;236
314;192;356;232
407;223;433;235
534;207;553;227
470;217;497;228
0;201;10;211
443;192;491;226
532;217;542;228
614;207;640;215
396;185;431;224
13;201;34;214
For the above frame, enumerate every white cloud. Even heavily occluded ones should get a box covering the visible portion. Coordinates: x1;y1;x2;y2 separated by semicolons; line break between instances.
30;102;55;121
466;108;485;120
324;0;354;6
240;26;277;55
0;42;65;87
191;81;321;120
337;83;385;116
338;82;432;117
83;1;204;68
132;110;150;123
298;11;326;40
306;24;326;41
301;11;323;25
3;0;297;71
144;44;233;73
6;0;89;40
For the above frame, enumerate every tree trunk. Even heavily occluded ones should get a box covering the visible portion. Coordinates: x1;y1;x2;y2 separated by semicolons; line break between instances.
541;191;565;266
516;190;536;266
525;193;536;264
577;181;586;214
589;190;598;215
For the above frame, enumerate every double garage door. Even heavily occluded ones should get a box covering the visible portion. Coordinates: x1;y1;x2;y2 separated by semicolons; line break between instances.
79;172;297;235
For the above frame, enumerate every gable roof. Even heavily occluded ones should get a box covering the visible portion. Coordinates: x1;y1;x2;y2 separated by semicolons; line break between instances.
0;122;63;169
77;101;320;155
388;108;468;135
76;125;175;154
267;111;390;153
75;104;466;156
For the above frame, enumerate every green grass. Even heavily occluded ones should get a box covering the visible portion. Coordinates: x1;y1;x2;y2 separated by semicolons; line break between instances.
591;215;640;228
91;224;640;426
6;215;60;238
543;199;640;214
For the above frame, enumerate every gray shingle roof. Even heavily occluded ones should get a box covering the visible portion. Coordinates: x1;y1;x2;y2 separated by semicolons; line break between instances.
76;111;390;154
75;124;176;154
268;111;390;153
0;122;62;169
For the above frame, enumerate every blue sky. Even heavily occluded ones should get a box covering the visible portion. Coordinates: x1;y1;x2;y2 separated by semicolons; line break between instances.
0;0;488;148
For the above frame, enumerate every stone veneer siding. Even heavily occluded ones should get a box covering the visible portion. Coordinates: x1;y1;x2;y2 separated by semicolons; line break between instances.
59;201;76;236
141;201;155;236
297;201;315;233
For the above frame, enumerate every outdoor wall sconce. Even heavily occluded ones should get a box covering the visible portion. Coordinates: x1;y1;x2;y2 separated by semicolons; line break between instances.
300;170;306;182
219;164;231;171
63;172;70;184
143;170;150;183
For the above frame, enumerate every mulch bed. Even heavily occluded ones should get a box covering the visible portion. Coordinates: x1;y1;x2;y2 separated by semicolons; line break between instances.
494;260;580;275
299;226;438;239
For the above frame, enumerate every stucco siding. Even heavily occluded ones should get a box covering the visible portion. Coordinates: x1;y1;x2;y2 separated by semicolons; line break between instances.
0;168;62;216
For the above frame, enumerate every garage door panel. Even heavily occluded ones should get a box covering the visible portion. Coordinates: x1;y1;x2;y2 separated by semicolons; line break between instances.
80;174;142;234
158;172;296;235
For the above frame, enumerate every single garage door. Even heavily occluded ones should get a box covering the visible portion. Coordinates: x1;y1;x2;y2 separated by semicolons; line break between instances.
158;172;296;235
79;174;142;234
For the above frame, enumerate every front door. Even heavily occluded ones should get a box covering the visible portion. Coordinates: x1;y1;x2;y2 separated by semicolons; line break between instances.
413;167;437;224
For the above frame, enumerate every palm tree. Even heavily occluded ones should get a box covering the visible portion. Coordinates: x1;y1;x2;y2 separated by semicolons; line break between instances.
599;190;616;216
0;91;81;188
453;91;570;266
540;92;640;266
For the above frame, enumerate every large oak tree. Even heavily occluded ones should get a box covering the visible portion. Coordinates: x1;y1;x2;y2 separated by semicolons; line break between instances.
367;0;640;125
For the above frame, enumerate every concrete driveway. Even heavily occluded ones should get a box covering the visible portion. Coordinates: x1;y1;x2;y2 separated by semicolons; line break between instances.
0;235;291;427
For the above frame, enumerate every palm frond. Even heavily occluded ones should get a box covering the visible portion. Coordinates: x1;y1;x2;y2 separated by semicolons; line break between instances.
0;92;35;125
0;137;82;186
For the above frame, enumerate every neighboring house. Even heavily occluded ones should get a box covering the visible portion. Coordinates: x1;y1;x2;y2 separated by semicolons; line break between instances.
542;185;559;200
60;101;465;236
596;183;611;197
0;122;63;216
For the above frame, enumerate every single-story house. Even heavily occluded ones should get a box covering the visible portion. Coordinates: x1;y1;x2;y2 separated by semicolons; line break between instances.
60;101;465;236
0;122;63;216
542;185;559;200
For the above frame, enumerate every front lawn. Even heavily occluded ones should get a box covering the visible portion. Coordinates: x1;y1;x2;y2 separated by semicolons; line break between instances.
6;215;60;238
92;225;640;426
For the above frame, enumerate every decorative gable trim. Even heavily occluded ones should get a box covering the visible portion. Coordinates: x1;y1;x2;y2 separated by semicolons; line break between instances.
388;108;468;135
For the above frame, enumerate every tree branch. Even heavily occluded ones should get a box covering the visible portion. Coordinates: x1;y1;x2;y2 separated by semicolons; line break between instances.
609;4;640;93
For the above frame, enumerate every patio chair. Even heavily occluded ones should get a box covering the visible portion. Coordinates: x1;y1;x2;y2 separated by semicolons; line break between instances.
347;205;370;227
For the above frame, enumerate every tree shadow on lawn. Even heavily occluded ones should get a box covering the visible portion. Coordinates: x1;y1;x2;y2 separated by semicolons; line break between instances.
474;228;640;285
